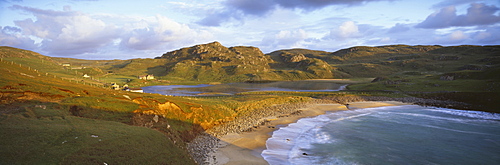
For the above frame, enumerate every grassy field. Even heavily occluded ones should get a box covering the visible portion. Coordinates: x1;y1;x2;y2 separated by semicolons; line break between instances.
0;55;205;164
0;103;194;164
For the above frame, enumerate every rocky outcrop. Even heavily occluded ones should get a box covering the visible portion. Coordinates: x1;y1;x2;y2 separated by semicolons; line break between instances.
274;51;334;78
280;52;307;63
157;42;274;81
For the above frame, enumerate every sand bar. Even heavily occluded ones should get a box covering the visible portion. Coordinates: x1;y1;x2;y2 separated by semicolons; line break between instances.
206;101;409;165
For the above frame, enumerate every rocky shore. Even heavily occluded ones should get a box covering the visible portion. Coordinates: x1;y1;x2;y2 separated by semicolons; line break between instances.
187;99;336;164
187;96;468;164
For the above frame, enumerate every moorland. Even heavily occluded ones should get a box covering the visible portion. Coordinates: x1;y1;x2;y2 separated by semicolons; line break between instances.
1;42;499;164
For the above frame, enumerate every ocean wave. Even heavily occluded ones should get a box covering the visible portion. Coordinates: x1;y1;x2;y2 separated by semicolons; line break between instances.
262;116;329;164
427;108;500;120
389;112;490;124
262;106;397;164
418;123;500;136
262;105;500;165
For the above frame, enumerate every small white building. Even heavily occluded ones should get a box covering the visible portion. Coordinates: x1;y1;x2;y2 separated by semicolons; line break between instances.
138;75;155;80
129;88;143;93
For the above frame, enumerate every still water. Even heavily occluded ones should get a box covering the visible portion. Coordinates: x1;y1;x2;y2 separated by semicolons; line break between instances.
142;81;347;96
262;105;500;165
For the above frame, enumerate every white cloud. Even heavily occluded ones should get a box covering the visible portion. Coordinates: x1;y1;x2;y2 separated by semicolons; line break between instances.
338;21;359;38
417;3;500;29
449;30;468;40
472;27;500;44
2;0;499;60
10;5;120;55
6;5;214;58
431;0;480;9
121;15;213;51
0;26;37;50
326;21;361;40
197;0;393;26
43;15;119;55
387;23;411;33
474;31;490;40
380;37;392;43
260;29;308;51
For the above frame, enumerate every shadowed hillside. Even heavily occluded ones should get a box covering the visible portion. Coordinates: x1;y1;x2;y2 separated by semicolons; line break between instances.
273;45;500;78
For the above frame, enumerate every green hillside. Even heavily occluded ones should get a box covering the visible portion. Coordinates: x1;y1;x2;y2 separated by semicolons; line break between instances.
14;43;496;86
0;53;200;164
154;43;500;83
0;46;316;164
2;43;499;107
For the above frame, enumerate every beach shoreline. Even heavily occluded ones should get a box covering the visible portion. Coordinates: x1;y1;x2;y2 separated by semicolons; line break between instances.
189;100;409;165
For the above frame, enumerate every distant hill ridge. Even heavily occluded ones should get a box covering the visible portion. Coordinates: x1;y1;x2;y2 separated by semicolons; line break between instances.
151;42;499;81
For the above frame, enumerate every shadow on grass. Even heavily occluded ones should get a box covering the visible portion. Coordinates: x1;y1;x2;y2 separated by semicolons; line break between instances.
0;101;203;165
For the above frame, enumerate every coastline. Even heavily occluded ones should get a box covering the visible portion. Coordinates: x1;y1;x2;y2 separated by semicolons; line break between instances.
189;100;409;165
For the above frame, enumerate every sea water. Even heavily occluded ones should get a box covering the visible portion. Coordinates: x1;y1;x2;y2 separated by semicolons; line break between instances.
142;84;213;96
142;81;347;96
262;105;500;165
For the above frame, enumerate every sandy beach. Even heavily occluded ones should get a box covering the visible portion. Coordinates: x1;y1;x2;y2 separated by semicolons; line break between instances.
205;101;408;165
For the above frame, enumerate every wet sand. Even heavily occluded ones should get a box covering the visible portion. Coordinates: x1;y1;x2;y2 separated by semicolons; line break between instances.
207;101;408;165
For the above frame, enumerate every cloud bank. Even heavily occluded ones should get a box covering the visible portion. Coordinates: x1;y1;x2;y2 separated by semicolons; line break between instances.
416;3;500;28
198;0;391;26
1;0;499;59
2;5;212;58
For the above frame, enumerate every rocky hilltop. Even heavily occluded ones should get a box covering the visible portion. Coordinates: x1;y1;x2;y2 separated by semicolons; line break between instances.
155;41;339;82
150;42;500;82
156;41;274;81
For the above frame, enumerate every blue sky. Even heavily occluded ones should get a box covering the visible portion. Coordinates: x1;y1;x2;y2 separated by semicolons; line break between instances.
1;0;499;59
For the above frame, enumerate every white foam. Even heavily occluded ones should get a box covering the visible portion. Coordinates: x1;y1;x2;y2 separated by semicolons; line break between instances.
262;105;500;165
392;112;478;123
262;113;339;164
262;106;395;164
427;108;500;120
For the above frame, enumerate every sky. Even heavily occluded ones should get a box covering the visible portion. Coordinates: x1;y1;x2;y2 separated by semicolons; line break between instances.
1;0;499;60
